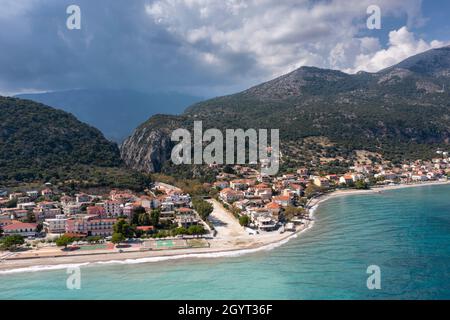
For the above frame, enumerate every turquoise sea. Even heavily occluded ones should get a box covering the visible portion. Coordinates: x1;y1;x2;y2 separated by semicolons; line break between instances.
1;184;450;300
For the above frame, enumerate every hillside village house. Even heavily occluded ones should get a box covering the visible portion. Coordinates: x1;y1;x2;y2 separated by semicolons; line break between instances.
339;175;354;185
265;201;282;219
100;200;122;217
288;183;304;196
9;192;23;200
313;177;330;188
230;179;252;190
219;188;244;203
75;193;91;203
33;202;61;222
87;206;106;217
272;195;292;207
0;208;29;222
122;204;134;219
254;184;273;200
63;203;81;215
17;202;36;211
326;174;339;184
174;207;200;228
213;181;230;190
41;188;53;199
26;191;39;199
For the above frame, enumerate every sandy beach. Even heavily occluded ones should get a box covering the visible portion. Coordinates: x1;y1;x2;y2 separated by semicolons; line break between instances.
0;199;309;273
1;180;449;273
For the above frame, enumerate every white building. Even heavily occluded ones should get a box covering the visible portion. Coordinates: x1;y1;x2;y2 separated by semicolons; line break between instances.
102;200;123;217
63;203;81;216
44;216;68;234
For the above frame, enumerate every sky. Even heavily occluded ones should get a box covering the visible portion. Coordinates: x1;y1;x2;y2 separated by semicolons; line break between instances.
0;0;449;97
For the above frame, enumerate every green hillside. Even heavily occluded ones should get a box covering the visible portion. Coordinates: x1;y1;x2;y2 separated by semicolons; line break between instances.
0;96;150;189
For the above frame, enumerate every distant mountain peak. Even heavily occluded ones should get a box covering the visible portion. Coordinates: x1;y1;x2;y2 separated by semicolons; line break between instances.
382;45;450;76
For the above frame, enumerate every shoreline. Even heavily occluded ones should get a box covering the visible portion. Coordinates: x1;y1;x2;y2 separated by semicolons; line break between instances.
1;180;449;274
307;180;450;211
0;226;307;274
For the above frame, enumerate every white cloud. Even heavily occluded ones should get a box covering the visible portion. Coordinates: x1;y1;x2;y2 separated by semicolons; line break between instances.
347;27;449;73
145;0;429;81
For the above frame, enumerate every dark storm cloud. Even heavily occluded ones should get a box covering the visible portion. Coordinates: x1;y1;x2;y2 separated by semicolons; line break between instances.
0;0;442;96
0;0;239;95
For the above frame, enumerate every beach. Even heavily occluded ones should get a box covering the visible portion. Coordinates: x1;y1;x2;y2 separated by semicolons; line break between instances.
1;180;449;274
0;199;309;273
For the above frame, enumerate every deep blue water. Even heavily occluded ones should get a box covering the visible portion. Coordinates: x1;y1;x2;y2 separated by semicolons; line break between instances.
1;184;450;300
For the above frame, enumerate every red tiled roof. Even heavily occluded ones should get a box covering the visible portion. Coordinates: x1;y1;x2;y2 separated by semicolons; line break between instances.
136;226;155;231
266;202;281;209
273;196;290;201
65;232;87;238
3;222;37;231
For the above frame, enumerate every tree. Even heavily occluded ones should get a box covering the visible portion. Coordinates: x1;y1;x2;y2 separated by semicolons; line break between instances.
111;232;125;245
305;184;321;198
132;206;146;225
283;206;306;221
36;223;43;233
223;165;235;174
192;198;213;221
151;209;160;226
231;206;242;219
172;227;188;236
138;213;151;226
113;219;134;238
6;198;17;209
26;211;36;223
0;235;25;251
239;215;250;227
355;180;369;190
55;235;74;248
187;225;206;236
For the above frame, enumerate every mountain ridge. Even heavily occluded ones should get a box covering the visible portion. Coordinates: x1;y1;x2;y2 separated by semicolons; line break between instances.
121;46;450;176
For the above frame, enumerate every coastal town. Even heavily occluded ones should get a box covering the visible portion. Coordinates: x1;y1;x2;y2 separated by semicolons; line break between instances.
1;151;450;267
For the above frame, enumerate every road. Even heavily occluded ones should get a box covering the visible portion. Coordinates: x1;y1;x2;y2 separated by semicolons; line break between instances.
207;199;246;239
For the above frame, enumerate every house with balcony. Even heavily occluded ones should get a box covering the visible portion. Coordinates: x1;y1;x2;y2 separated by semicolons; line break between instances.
2;222;38;237
66;216;116;237
44;216;68;234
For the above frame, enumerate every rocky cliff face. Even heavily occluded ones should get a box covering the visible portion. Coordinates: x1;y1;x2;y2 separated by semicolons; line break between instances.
120;115;183;173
